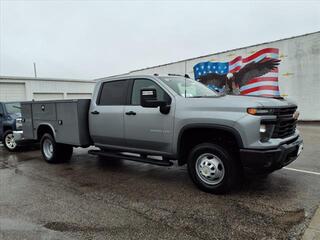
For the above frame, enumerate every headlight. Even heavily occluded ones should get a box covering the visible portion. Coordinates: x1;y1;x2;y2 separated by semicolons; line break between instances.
247;108;274;115
16;118;23;130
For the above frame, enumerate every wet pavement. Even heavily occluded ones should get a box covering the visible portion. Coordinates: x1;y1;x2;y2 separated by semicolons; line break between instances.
0;124;320;240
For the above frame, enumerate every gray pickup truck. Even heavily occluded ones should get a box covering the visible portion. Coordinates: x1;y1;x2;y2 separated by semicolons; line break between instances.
15;74;303;193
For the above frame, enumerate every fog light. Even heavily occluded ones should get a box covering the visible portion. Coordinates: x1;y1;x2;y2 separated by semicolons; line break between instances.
260;123;275;142
260;124;267;133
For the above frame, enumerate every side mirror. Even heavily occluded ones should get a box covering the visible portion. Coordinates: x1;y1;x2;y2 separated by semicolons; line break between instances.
140;88;166;108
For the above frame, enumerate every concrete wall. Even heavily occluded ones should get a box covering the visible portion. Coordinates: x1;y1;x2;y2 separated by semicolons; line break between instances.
0;76;95;101
130;32;320;121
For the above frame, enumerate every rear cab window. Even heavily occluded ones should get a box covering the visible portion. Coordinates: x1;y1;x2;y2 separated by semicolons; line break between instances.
97;80;129;105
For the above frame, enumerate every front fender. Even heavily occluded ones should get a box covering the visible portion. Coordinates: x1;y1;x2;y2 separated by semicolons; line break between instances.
174;123;244;160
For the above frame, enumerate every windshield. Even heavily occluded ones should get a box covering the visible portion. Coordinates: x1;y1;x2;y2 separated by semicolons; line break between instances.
159;76;218;97
5;103;21;114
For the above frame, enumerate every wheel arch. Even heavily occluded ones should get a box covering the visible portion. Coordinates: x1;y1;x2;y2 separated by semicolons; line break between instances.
177;124;244;166
3;125;13;133
37;124;56;141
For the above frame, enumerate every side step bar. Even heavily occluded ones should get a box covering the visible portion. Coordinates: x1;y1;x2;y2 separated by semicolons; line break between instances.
88;150;173;167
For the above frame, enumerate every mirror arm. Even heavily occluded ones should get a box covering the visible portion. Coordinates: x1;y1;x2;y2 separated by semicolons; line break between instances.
160;104;171;114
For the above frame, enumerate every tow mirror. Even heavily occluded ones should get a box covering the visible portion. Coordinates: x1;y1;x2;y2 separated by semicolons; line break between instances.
140;88;171;114
140;88;165;108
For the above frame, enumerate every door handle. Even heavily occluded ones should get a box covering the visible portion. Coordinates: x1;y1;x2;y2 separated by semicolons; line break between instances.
125;111;136;116
91;110;100;115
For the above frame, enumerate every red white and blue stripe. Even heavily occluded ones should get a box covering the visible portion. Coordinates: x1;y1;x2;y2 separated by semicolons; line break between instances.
230;48;280;97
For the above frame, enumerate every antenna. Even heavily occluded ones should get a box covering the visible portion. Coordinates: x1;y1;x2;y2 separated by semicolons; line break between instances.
33;62;37;78
184;62;187;98
184;75;187;98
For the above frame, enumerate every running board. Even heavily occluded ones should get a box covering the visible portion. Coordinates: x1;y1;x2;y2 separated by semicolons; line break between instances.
88;150;173;167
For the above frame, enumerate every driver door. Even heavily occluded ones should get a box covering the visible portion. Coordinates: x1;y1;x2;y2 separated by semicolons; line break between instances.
124;79;174;153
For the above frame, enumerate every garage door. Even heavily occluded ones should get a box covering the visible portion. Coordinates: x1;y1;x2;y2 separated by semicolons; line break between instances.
0;83;26;101
33;93;64;100
66;93;92;99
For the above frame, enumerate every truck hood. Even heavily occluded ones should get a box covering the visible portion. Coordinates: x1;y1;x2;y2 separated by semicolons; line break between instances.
222;95;296;108
182;95;296;110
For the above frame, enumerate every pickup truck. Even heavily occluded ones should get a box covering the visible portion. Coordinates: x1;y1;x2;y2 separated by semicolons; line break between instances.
0;101;24;151
15;74;303;193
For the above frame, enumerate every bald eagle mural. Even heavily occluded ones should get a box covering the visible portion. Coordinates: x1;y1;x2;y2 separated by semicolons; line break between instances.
193;48;281;97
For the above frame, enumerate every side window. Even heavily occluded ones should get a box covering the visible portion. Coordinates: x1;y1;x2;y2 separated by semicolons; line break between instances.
98;80;128;105
0;104;3;116
131;79;170;105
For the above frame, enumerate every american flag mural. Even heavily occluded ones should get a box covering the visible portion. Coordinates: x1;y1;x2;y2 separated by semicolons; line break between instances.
194;48;281;97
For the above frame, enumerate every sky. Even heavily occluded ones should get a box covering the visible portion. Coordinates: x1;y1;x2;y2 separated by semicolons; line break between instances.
0;0;319;80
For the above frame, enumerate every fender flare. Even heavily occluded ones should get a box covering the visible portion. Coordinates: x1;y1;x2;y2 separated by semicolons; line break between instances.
36;123;56;140
176;123;244;160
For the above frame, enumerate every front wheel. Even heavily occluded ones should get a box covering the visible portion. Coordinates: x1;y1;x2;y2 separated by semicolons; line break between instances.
3;130;19;152
187;143;238;194
40;133;73;163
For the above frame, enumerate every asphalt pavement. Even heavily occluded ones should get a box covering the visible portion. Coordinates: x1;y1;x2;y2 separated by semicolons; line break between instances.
0;123;319;240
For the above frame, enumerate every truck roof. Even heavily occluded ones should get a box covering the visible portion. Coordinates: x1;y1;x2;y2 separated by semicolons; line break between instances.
96;74;186;83
0;101;21;104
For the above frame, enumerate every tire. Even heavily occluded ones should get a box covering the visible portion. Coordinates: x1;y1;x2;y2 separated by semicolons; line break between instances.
187;143;238;194
3;130;19;152
40;133;73;163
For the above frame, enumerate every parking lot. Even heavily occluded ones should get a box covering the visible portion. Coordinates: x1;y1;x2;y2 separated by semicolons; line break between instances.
0;123;319;240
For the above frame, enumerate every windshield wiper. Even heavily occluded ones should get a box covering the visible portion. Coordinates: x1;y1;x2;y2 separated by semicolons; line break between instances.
189;95;219;98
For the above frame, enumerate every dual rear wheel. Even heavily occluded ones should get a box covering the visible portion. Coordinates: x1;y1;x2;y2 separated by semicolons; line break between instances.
40;133;73;163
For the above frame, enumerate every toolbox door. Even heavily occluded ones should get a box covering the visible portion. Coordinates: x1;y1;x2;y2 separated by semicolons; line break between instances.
21;103;34;139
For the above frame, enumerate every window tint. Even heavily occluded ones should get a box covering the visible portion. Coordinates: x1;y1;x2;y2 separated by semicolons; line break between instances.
0;105;3;115
98;80;128;105
131;79;169;105
4;103;21;114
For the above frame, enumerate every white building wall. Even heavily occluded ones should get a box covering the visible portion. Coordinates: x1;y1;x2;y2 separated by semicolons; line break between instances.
0;77;95;101
130;32;320;121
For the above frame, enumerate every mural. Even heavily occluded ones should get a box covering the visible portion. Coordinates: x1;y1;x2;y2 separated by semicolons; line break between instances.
193;48;281;97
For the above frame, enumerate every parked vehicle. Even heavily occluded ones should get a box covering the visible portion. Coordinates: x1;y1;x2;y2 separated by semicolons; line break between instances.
16;74;303;193
0;102;24;151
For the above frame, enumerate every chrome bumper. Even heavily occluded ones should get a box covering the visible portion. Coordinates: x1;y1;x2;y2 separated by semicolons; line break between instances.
13;130;24;142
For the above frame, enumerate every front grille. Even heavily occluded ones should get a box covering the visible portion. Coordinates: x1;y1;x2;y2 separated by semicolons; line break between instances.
271;106;297;138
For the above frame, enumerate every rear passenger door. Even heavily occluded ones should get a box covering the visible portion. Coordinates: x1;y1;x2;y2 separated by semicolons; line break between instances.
89;80;129;148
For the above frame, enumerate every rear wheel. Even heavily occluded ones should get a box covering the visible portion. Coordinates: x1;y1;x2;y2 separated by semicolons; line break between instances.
187;143;238;194
3;130;19;152
40;133;73;163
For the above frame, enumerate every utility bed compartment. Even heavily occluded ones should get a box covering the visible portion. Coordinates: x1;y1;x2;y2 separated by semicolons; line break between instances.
21;99;92;147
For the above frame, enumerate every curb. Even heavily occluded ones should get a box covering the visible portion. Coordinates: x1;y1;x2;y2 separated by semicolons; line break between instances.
302;206;320;240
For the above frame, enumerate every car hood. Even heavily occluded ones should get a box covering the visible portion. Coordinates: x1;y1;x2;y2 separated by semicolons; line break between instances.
9;112;22;119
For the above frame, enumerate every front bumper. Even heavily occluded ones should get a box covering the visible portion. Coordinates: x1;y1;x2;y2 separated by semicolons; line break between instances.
13;130;24;142
240;136;303;173
13;131;37;145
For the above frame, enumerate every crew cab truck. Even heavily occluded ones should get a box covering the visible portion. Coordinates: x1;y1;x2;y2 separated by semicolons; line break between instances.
0;101;24;151
16;75;303;193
